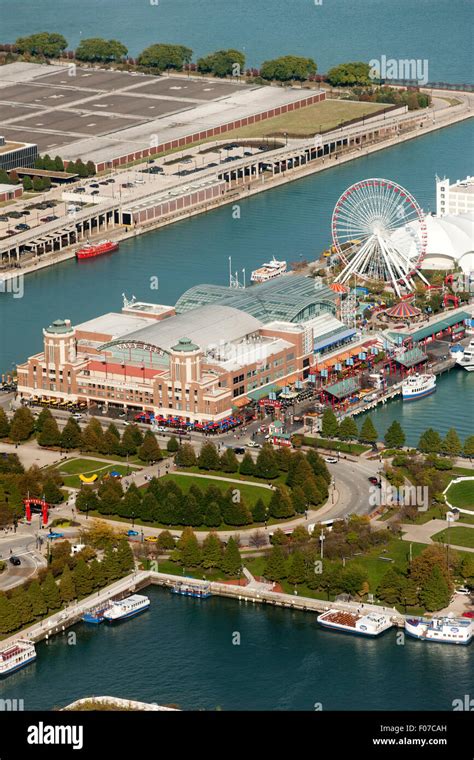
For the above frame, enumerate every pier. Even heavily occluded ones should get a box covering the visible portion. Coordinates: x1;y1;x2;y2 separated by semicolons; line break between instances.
1;569;405;651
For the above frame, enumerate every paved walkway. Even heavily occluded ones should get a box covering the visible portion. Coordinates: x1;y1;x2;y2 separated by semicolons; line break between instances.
399;519;474;553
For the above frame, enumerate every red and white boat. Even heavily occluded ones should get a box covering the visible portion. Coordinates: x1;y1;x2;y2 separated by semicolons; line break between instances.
75;240;119;260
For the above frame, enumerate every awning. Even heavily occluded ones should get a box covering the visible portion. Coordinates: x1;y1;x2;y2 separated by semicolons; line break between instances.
313;327;357;353
232;396;251;408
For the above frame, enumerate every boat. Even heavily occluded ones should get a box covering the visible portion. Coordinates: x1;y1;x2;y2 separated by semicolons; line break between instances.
75;240;119;260
405;616;472;645
0;639;36;677
401;372;436;401
171;582;212;599
456;339;474;371
103;594;150;622
317;609;393;637
82;601;113;624
251;257;287;283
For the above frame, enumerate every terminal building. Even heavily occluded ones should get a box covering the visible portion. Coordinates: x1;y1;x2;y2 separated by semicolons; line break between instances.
16;275;361;421
436;175;474;217
0;135;37;172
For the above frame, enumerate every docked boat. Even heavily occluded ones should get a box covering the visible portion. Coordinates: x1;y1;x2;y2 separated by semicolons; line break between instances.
0;639;36;677
103;594;150;622
405;616;472;645
317;609;393;637
456;339;474;371
401;372;436;401
171;582;212;599
82;601;113;624
251;257;287;283
75;240;119;260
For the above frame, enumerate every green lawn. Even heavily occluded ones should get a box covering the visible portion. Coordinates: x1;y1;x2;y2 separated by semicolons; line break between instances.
55;458;139;488
163;473;272;505
445;479;474;509
432;526;474;549
177;465;286;486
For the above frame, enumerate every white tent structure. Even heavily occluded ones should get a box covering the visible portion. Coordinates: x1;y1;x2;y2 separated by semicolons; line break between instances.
391;212;474;274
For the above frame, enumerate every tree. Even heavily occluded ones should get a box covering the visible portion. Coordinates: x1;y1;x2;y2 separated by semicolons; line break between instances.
59;564;76;603
268;485;295;519
16;32;68;58
175;442;197;467
0;408;10;438
35;407;53;432
81;418;104;452
76;487;100;516
0;594;20;634
251;497;267;523
138;43;192;70
338;416;359;441
32;176;44;192
75;37;128;62
41;571;61;611
463;435;474;459
176;527;201;567
321;409;339;438
72;558;94;597
10;586;35;627
138;431;162;463
54;155;64;172
441;428;462;458
288;551;306;585
306;449;331;484
197;49;245;78
326;61;371;87
220;447;239;473
101;544;122;582
260;55;317;82
376;567;405;605
22;175;33;191
120;425;139;456
263;546;287;581
418;428;442;454
43;478;63;504
116;538;134;573
27;580;47;618
203;501;222;528
239;451;255;477
359;416;378;445
385;420;406;449
10;407;35;442
420;564;451;612
286;452;314;488
340;565;368;596
157;530;176;551
38;415;61;447
183;493;204;527
291;485;307;514
60;417;82;449
220;537;242;575
221;491;252;526
198;441;220;470
254;445;279;479
167;436;179;453
201;532;223;569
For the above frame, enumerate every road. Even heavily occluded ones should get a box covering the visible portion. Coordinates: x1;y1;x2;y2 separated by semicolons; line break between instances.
0;529;47;590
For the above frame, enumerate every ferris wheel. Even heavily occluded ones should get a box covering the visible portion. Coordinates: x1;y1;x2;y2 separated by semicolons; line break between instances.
332;178;429;297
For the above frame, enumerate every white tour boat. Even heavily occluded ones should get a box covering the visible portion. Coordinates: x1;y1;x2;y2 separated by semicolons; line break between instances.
456;339;474;371
401;372;436;401
405;616;472;645
251;257;287;283
103;594;150;622
317;609;393;637
0;639;36;677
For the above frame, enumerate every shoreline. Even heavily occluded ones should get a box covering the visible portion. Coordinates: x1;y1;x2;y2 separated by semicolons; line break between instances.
1;101;472;285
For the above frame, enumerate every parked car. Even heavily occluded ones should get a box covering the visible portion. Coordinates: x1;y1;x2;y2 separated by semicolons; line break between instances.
89;183;99;188
368;476;379;485
247;441;260;448
233;447;245;455
72;413;83;420
325;456;338;464
0;215;9;222
9;556;21;566
455;587;471;595
90;190;100;195
145;535;158;543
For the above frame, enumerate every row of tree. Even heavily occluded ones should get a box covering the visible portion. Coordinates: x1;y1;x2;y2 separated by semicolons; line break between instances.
167;527;242;575
0;538;134;635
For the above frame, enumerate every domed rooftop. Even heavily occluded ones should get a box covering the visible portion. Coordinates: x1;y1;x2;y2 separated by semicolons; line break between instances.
391;212;474;273
45;319;72;334
171;336;200;352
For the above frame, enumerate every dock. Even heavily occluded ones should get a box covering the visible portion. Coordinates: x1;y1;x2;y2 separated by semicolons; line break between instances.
0;569;405;651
